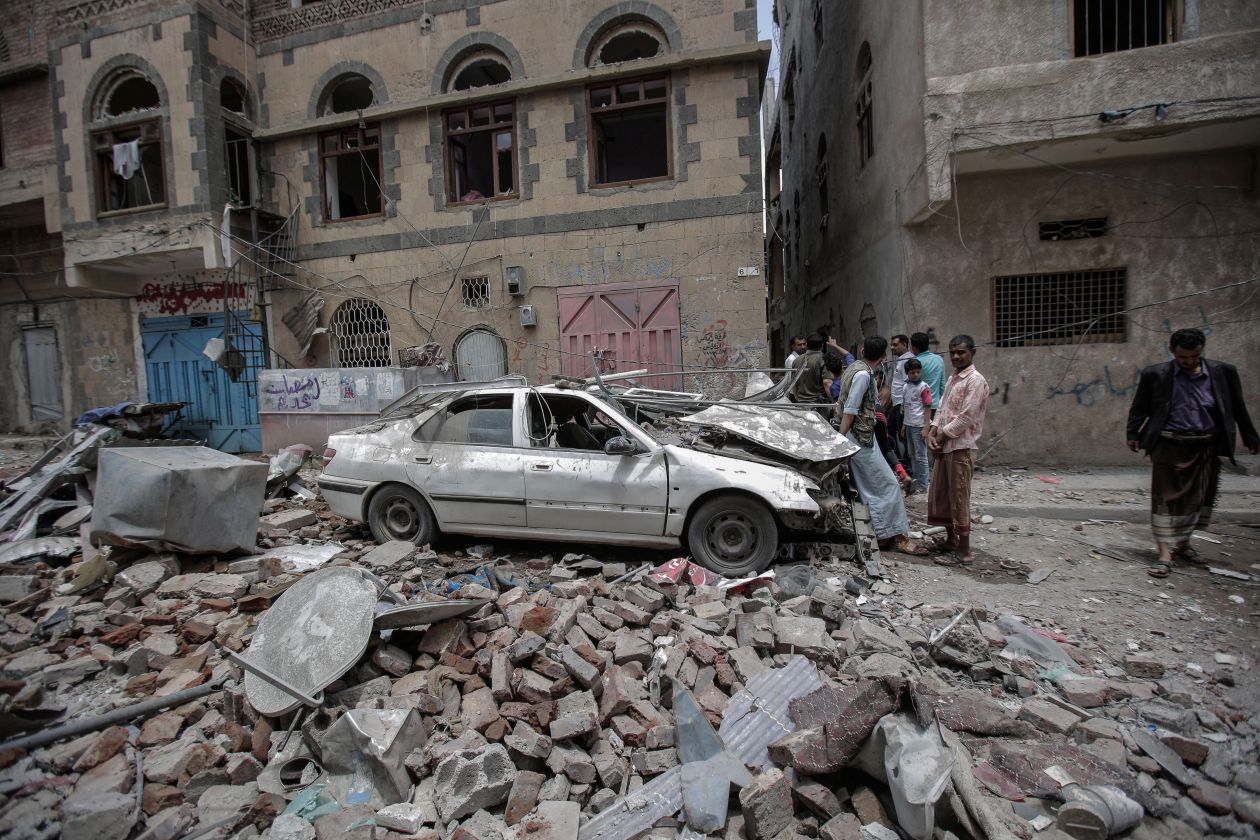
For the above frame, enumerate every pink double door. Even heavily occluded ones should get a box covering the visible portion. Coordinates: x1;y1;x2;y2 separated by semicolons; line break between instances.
557;280;682;390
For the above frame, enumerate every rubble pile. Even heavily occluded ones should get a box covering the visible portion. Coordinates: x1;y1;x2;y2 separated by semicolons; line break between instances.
0;438;1257;840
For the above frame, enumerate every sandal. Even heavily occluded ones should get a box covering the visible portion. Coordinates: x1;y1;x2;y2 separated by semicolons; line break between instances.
1147;564;1170;578
1173;545;1206;565
934;553;966;567
882;537;930;556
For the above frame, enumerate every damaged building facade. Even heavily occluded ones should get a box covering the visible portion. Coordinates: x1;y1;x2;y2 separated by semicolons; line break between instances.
0;0;769;450
766;0;1260;464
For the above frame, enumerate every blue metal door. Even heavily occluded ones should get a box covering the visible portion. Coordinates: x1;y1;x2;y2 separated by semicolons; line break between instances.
142;314;262;453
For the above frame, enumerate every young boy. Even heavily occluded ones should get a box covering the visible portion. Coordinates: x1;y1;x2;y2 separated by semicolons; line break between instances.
900;358;934;492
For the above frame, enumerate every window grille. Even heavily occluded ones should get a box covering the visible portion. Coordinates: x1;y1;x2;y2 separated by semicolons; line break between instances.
992;268;1127;347
461;276;491;309
1073;0;1174;57
1039;218;1107;241
330;298;392;367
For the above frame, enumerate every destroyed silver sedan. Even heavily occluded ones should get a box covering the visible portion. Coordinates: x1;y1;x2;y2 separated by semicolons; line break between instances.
319;384;857;575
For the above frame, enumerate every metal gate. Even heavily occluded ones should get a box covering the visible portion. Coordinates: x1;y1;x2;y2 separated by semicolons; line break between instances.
454;328;508;381
557;280;682;389
142;314;262;452
23;326;64;421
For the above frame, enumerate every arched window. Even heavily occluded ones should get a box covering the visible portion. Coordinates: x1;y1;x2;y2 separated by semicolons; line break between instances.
318;73;375;117
448;52;512;92
220;78;247;116
98;71;160;119
588;19;667;67
455;328;508;382
330;298;392;367
90;68;166;214
855;42;874;167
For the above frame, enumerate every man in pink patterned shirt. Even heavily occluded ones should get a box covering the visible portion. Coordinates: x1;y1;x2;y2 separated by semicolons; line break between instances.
927;335;989;563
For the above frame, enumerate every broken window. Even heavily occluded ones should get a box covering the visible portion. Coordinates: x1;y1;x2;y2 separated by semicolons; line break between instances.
588;76;670;187
330;298;392;366
855;42;874;168
318;73;374;117
1073;0;1173;57
445;101;516;204
415;394;514;446
221;78;247;117
92;122;165;213
320;124;383;221
449;53;512;91
527;394;617;450
225;127;252;206
461;276;491;309
588;19;666;66
1039;217;1107;241
99;73;160;118
993;268;1127;347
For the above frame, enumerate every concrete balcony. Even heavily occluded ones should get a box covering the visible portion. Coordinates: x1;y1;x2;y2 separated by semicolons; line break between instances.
64;216;225;293
909;28;1260;218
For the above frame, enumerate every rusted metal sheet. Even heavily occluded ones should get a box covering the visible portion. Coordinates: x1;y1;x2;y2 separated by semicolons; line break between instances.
679;404;860;463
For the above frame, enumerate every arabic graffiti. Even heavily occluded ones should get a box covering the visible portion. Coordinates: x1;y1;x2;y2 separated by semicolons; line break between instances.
1045;365;1137;406
138;279;252;317
263;374;321;410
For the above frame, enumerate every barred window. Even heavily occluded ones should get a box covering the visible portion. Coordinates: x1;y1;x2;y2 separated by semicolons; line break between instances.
1073;0;1174;57
330;298;392;366
461;276;491;309
992;268;1127;347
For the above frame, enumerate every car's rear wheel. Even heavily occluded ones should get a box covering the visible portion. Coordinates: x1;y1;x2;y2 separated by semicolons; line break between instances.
367;484;437;546
686;494;777;577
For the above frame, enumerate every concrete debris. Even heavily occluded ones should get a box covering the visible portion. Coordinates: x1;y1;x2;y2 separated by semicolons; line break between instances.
0;454;1256;840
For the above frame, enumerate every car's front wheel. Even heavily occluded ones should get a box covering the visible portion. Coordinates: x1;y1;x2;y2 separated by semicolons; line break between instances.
367;484;437;546
686;494;778;577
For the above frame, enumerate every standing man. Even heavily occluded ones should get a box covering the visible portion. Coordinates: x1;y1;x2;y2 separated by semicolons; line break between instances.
928;335;989;564
839;336;928;556
792;333;832;410
1126;328;1258;574
784;335;807;370
888;334;915;463
911;332;946;411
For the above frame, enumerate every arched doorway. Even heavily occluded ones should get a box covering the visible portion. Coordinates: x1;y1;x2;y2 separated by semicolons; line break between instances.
454;328;508;381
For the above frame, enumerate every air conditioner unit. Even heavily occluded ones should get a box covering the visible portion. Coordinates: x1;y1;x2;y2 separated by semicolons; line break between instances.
519;304;537;327
506;266;525;296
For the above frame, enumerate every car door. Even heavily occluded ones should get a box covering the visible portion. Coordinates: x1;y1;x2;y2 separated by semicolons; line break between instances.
403;391;527;527
522;393;669;535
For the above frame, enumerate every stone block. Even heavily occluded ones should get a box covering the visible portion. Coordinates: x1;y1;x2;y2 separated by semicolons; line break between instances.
508;801;580;840
259;508;317;530
1017;697;1081;735
736;610;774;649
550;690;598;741
433;744;517;822
462;686;500;733
61;791;136;840
739;768;793;840
1123;654;1165;678
504;630;546;663
546;743;596;784
773;615;835;660
1161;733;1210;767
1189;780;1232;815
558;645;600;688
1056;676;1112;709
504;721;552;760
505;770;545;825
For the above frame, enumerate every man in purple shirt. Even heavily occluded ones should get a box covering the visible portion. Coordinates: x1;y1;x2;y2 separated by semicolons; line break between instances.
1127;328;1258;574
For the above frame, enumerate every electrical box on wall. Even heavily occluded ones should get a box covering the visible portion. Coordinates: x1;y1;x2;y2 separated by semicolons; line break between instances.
519;305;537;327
506;266;526;296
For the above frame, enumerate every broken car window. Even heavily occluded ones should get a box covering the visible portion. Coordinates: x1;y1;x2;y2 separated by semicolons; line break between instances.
415;394;514;446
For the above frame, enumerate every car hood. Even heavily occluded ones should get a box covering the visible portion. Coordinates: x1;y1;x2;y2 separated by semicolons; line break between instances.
671;403;858;481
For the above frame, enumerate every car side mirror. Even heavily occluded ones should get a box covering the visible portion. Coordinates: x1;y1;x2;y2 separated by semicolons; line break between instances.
604;436;637;455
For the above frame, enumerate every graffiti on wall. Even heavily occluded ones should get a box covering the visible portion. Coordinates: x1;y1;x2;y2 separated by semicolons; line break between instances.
1045;365;1138;406
138;277;252;317
78;332;136;402
511;337;552;380
263;374;321;411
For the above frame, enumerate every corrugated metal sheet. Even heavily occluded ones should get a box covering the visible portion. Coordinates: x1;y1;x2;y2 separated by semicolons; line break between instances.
718;654;823;771
578;656;823;840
